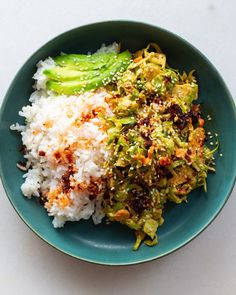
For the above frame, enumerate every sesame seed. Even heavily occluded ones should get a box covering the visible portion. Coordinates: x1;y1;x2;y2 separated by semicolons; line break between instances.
207;115;212;121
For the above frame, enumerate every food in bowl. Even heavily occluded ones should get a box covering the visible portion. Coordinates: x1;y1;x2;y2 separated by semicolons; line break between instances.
11;42;217;250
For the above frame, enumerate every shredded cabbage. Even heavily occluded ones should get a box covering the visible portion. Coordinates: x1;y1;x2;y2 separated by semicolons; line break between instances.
103;44;217;250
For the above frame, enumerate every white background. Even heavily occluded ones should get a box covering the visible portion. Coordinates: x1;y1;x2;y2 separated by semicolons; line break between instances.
0;0;236;294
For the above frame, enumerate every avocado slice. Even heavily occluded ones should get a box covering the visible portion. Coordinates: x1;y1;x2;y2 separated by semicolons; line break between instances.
43;66;101;82
46;51;131;95
44;55;119;82
53;52;116;71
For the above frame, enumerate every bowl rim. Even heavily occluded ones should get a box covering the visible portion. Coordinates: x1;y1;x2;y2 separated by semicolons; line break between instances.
1;20;236;266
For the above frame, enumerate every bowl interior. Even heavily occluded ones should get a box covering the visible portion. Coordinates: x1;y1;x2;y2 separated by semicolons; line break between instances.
0;21;235;265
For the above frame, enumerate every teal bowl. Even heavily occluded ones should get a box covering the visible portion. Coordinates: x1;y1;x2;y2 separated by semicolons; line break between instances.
0;21;236;265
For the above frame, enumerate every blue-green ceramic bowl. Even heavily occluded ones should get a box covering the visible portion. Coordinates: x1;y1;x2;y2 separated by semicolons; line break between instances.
0;21;236;265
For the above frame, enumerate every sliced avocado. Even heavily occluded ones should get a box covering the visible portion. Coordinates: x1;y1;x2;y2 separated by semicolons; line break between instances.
53;52;116;71
44;55;119;82
43;66;101;82
46;51;131;95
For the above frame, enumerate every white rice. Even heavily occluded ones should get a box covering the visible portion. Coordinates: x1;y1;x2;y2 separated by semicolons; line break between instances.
11;44;117;227
33;57;55;91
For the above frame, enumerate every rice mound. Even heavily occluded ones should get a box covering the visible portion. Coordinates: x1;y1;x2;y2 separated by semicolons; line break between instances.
11;88;113;227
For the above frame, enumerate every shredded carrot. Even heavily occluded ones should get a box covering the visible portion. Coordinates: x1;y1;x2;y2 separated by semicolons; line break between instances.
198;118;205;127
141;156;147;164
148;145;155;159
133;154;139;160
134;56;142;63
114;209;130;221
159;156;171;166
175;148;187;158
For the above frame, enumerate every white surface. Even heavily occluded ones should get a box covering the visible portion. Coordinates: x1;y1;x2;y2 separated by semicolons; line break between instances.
0;0;235;294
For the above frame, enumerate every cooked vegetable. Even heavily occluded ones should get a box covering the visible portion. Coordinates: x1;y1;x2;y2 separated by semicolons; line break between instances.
103;43;217;250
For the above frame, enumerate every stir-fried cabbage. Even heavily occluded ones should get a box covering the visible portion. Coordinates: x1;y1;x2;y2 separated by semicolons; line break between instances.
103;43;217;250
